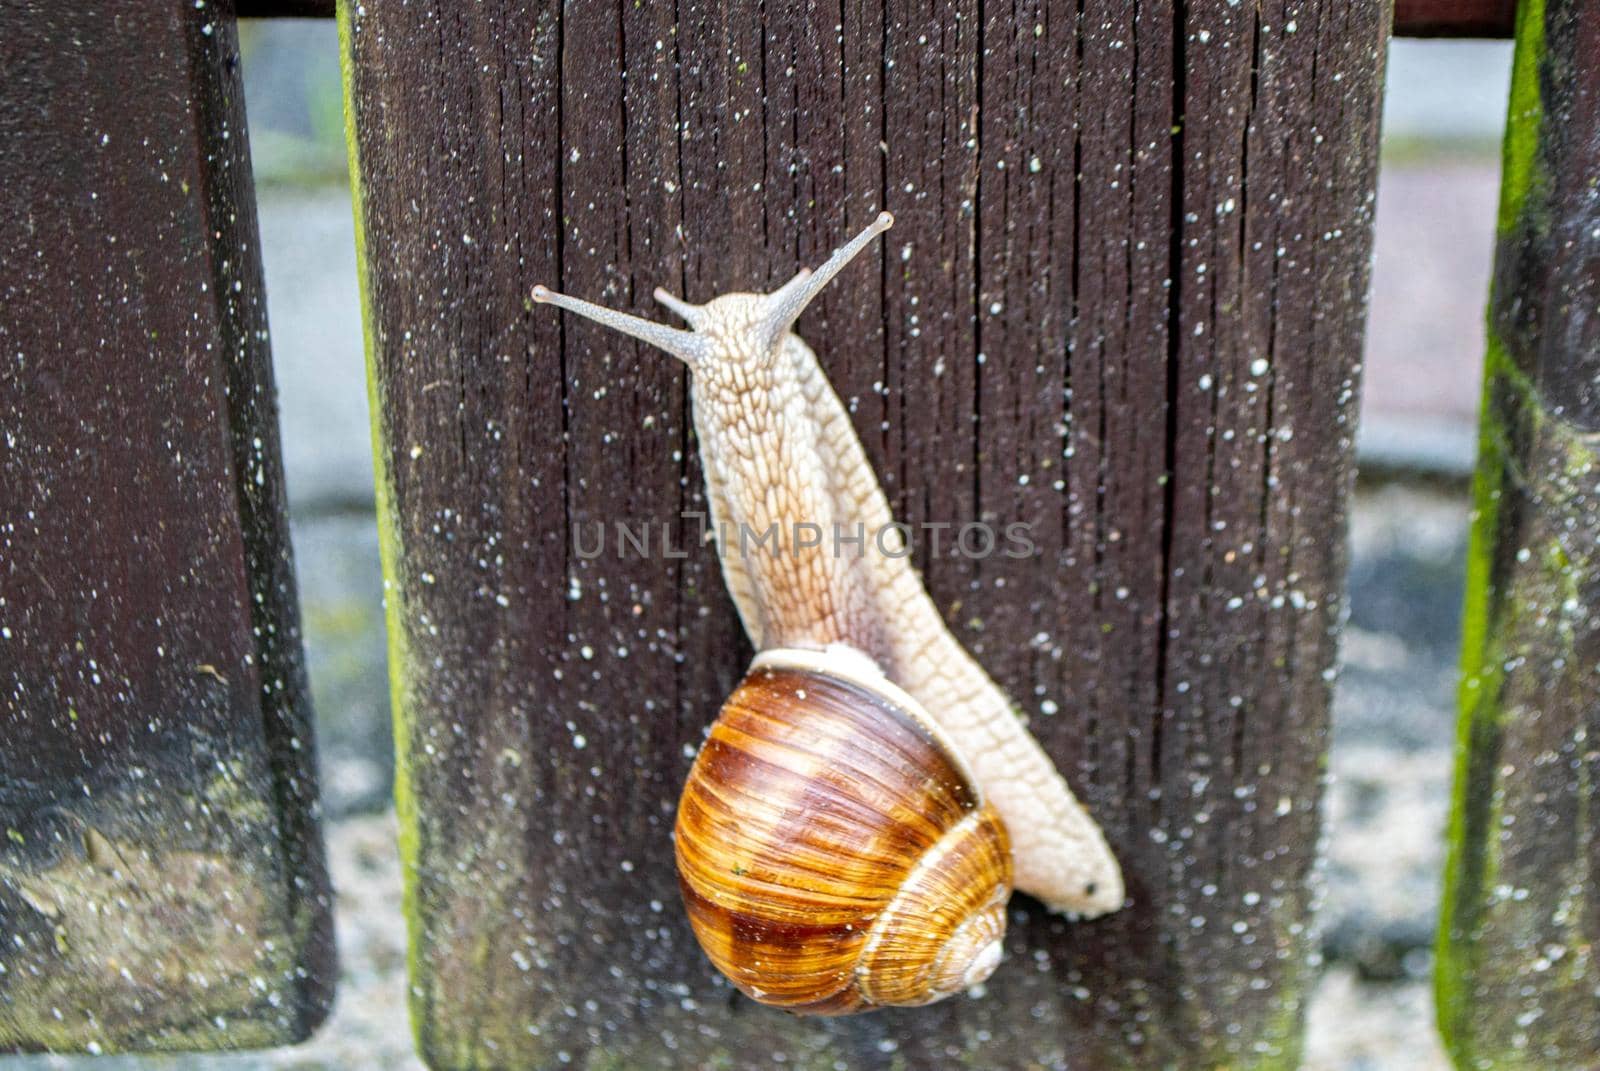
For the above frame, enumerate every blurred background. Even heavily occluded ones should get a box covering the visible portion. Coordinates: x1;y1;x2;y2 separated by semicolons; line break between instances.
19;23;1514;1071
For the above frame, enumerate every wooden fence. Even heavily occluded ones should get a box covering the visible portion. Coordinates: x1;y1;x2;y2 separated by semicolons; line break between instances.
0;3;333;1051
3;0;1595;1068
1435;1;1600;1066
243;0;1525;36
344;0;1386;1064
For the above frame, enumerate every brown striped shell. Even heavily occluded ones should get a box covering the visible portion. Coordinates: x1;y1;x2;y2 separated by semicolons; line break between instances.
673;647;1014;1014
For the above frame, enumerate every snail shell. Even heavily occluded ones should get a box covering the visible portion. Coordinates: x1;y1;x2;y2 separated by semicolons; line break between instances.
674;646;1013;1014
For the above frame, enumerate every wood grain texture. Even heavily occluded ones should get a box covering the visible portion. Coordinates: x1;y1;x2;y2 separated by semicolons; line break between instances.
1436;0;1600;1065
238;0;337;16
344;1;1386;1066
0;0;334;1053
1393;0;1517;36
252;0;1511;38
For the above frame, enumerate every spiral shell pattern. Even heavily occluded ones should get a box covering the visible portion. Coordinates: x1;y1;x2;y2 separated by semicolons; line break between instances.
674;649;1014;1014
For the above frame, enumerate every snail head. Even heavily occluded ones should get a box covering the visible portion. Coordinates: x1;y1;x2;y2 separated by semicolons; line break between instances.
530;212;894;380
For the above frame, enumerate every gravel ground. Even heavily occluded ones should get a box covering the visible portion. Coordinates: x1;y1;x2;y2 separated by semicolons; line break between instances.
1305;968;1451;1071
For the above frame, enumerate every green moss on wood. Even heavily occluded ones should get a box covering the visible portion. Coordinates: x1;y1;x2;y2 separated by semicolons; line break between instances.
336;0;426;1061
1435;0;1548;1057
0;769;303;1053
1492;0;1547;239
1435;1;1600;1059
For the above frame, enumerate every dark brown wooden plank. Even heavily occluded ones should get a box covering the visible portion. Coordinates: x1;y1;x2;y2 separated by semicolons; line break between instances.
345;1;1387;1067
249;0;1519;37
239;0;336;16
1394;0;1517;36
0;0;334;1053
1436;0;1600;1064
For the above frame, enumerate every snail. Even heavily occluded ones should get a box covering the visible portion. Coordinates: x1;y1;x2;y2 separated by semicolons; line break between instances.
532;212;1123;1013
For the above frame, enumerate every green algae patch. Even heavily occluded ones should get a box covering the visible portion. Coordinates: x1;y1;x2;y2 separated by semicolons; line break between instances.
1435;3;1600;1062
336;0;426;1063
0;771;304;1053
1492;0;1547;239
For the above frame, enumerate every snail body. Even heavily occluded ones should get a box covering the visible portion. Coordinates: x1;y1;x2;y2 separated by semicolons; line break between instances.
533;212;1123;1013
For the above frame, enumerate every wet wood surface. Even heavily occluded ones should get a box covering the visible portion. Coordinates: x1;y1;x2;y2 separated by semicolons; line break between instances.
255;0;1516;36
1436;0;1600;1065
345;1;1387;1067
0;1;334;1052
238;0;338;15
1393;0;1516;36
